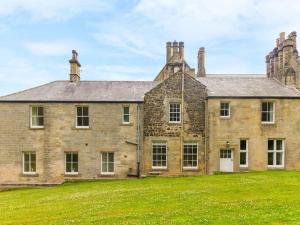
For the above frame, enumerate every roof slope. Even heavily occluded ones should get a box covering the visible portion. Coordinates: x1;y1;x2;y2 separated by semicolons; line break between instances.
0;81;159;102
198;75;300;98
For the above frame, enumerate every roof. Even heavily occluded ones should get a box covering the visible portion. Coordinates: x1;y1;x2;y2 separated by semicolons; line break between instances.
0;81;159;102
198;75;300;98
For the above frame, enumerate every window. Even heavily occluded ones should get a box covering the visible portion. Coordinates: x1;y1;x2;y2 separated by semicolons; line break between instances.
76;106;89;128
101;152;114;174
152;143;167;168
220;149;232;158
169;103;181;123
65;152;78;174
240;139;248;167
220;102;230;117
183;143;198;169
268;139;284;167
23;152;36;174
262;102;275;123
123;106;130;123
30;106;44;128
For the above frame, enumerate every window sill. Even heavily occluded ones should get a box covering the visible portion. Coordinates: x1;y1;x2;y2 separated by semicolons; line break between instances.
261;122;275;125
29;127;44;130
74;126;90;130
64;173;80;177
183;167;199;171
220;116;231;119
100;173;115;176
267;166;284;169
120;122;133;126
21;173;39;177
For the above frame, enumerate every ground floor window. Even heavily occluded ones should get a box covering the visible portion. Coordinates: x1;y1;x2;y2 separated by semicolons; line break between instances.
152;143;167;169
23;152;36;174
101;152;114;174
65;152;78;174
268;139;284;167
240;139;248;167
183;143;198;169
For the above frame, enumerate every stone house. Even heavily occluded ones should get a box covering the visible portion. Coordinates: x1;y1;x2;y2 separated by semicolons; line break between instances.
0;32;300;185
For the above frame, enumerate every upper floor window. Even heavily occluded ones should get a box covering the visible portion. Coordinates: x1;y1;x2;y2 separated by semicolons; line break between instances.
152;142;167;169
183;143;198;169
240;139;248;167
123;106;130;123
220;102;230;118
76;106;89;128
65;152;78;174
30;106;44;128
23;152;36;174
169;103;181;123
262;102;275;123
101;152;115;175
268;139;284;167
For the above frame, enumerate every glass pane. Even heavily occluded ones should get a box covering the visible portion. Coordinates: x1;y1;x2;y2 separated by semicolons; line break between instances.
32;107;38;116
77;117;82;126
262;112;267;122
276;140;283;150
72;163;78;172
240;140;247;150
66;163;71;172
38;117;44;126
108;153;114;163
24;162;30;172
31;153;36;162
32;117;38;126
123;107;129;114
72;153;78;163
77;107;82;116
66;153;72;163
24;153;29;162
268;140;274;150
240;152;246;165
31;161;36;172
102;153;108;163
123;115;129;123
83;117;89;126
83;107;88;116
268;102;273;111
276;152;282;165
38;107;44;116
262;102;268;111
268;152;274;165
108;163;114;172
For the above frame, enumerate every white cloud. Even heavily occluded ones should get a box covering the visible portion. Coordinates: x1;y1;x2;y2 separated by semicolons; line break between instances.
0;0;114;20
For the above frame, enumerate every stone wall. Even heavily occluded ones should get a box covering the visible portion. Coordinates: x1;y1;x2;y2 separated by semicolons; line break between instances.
0;103;141;184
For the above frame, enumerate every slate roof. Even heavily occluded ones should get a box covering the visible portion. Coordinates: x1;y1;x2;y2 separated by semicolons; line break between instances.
0;81;159;102
198;75;300;98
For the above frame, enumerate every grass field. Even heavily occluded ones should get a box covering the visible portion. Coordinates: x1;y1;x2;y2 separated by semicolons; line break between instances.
1;171;300;225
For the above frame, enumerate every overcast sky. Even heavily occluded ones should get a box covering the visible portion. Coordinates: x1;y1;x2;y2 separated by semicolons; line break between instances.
0;0;299;96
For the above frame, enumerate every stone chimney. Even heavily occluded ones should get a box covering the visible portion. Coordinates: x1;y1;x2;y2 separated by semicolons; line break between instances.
179;41;184;59
69;50;81;82
166;42;172;63
197;47;206;77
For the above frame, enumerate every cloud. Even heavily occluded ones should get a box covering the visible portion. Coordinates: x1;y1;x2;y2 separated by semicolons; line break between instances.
0;0;114;21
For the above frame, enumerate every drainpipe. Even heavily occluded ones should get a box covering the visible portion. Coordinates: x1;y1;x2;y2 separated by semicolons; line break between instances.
204;97;209;175
137;103;141;178
180;63;185;175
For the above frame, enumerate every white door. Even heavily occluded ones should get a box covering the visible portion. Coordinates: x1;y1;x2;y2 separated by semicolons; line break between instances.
220;149;233;172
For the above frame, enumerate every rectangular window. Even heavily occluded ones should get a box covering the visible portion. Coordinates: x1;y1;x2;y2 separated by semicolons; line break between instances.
152;143;167;169
262;102;275;123
101;152;114;174
220;102;230;117
65;152;78;174
23;152;36;174
31;106;44;128
268;139;284;167
76;106;89;128
240;139;248;167
183;143;198;169
123;106;130;123
169;103;181;123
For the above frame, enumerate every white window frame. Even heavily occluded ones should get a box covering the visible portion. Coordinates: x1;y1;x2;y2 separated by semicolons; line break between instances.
30;106;44;128
65;152;79;175
76;106;89;128
239;139;248;168
261;102;275;124
122;106;130;124
23;152;36;174
152;142;167;169
169;103;181;123
267;139;285;168
220;102;230;118
101;152;115;175
183;143;198;169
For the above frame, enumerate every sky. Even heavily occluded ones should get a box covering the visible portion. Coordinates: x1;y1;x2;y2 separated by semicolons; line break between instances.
0;0;300;96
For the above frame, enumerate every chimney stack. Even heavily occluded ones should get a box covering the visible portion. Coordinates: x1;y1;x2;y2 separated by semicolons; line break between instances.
173;41;179;54
166;42;172;63
197;47;206;77
179;41;184;59
69;50;81;82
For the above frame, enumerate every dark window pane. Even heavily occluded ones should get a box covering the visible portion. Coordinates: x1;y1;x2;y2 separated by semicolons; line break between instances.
83;107;88;116
32;107;37;116
24;162;30;172
268;140;274;150
123;115;129;123
276;152;282;165
73;163;78;172
38;107;44;116
108;153;114;162
123;107;129;114
262;102;268;111
268;152;274;165
240;152;246;165
262;112;267;122
83;117;89;126
276;140;283;150
77;117;82;126
108;163;114;172
72;153;78;163
38;117;44;126
66;163;71;172
240;140;247;150
66;153;72;163
77;107;82;116
31;161;36;172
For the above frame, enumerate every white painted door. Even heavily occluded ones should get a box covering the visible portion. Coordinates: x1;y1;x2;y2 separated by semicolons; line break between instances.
220;149;233;172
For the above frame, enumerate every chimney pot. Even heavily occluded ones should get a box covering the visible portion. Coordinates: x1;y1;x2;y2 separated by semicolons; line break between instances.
179;41;184;59
166;42;172;63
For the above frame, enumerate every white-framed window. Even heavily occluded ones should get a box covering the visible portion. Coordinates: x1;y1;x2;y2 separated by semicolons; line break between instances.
240;139;248;167
65;152;78;174
268;139;284;168
220;102;230;118
23;152;36;174
262;102;275;123
76;106;89;128
123;106;130;123
152;142;167;169
169;103;181;123
30;106;44;128
183;143;198;169
101;152;114;175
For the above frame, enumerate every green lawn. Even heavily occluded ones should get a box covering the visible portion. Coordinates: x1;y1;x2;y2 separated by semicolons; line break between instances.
1;171;300;225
